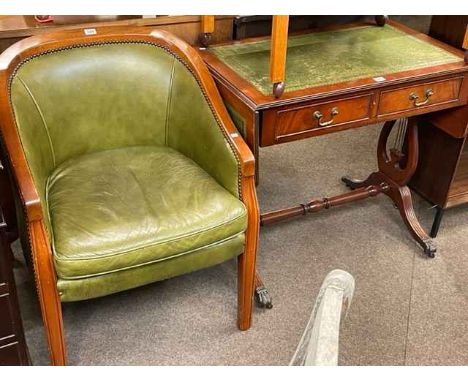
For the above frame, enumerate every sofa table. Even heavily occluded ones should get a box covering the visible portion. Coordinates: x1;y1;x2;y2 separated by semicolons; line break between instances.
199;20;468;303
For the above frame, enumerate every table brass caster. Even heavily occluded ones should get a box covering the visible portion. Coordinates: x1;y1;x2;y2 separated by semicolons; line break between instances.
255;286;273;309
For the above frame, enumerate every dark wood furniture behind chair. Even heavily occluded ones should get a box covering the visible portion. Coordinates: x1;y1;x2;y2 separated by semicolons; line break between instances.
232;15;367;40
0;205;30;365
410;16;468;237
411;114;468;237
0;154;18;244
0;15;234;53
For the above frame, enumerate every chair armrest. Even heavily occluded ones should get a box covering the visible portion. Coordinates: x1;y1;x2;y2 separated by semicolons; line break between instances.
165;36;256;198
162;29;256;177
202;82;256;178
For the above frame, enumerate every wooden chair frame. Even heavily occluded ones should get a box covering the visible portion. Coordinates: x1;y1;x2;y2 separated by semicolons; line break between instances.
0;26;259;365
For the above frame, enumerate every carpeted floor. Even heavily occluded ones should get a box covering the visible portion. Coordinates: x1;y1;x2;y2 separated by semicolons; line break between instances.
12;123;468;365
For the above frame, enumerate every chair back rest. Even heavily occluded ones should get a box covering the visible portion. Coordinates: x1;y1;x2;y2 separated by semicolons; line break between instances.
0;29;230;225
10;41;195;170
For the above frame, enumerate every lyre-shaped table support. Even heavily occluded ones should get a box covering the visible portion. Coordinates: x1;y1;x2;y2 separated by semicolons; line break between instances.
261;118;436;258
342;119;436;257
255;118;436;310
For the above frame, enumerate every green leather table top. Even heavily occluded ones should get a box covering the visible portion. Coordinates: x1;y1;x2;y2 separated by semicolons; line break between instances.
209;25;463;94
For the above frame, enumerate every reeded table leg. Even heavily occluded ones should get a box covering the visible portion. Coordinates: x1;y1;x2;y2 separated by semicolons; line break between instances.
341;171;436;257
390;185;436;257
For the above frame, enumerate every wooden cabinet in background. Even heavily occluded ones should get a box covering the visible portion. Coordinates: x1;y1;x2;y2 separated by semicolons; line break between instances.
0;15;235;53
410;16;468;237
0;205;29;365
411;115;468;236
429;15;468;57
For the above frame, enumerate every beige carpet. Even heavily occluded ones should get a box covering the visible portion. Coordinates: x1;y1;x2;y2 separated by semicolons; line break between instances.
13;123;468;365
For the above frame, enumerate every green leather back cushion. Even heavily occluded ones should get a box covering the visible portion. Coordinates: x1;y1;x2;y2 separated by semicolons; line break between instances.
11;43;173;167
9;42;241;234
167;62;241;200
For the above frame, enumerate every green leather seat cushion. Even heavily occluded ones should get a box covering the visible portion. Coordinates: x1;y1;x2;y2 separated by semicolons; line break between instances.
57;234;245;302
46;145;247;279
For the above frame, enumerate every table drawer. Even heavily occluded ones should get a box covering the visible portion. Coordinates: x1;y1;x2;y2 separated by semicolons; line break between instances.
269;94;373;143
378;77;463;116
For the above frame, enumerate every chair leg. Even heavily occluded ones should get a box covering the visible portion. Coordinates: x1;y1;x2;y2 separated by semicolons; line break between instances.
238;176;260;330
237;250;256;330
30;221;67;365
37;285;67;366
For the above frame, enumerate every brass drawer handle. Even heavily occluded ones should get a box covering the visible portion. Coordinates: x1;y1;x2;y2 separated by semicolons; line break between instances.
409;88;434;107
313;107;339;127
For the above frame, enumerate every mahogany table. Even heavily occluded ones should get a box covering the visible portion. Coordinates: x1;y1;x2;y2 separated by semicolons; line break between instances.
199;20;468;306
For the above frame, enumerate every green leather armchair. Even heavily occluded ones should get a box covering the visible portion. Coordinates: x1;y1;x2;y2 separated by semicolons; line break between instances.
0;27;259;365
